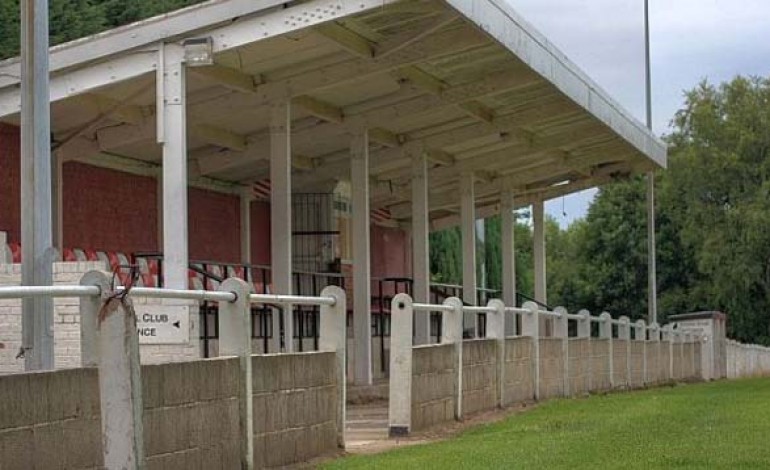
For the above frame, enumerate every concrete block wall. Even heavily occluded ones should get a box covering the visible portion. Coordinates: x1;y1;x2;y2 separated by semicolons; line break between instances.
142;358;241;470
411;344;456;432
461;339;498;415
629;341;645;387
0;368;103;470
0;262;201;374
645;342;661;385
568;338;590;395
660;344;672;383
252;352;339;468
590;339;612;391
539;338;565;399
612;339;630;387
501;337;534;405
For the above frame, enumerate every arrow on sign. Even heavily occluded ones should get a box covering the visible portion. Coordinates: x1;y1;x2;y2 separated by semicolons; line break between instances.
173;321;181;329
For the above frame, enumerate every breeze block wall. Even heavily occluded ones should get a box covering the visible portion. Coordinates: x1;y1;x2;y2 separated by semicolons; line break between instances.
501;337;534;405
411;344;457;432
538;338;565;399
461;339;498;415
568;338;590;395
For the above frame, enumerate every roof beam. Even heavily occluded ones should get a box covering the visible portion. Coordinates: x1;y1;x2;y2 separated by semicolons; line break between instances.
316;22;374;58
190;64;260;94
194;124;248;151
374;12;458;59
293;95;344;124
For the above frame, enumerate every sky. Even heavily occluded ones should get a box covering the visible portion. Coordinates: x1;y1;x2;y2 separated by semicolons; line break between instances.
506;0;770;227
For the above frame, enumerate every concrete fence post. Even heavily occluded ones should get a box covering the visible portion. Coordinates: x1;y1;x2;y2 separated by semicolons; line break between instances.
634;320;647;385
486;299;506;408
599;312;613;389
649;322;660;384
662;325;673;381
577;309;591;391
218;278;254;470
553;307;569;397
319;286;347;448
618;316;631;388
79;270;144;469
388;293;413;437
443;297;464;420
521;301;540;401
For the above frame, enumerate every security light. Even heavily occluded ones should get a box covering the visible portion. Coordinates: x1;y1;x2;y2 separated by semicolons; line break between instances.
183;37;214;66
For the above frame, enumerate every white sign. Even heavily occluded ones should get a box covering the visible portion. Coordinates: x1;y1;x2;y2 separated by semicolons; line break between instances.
135;305;190;344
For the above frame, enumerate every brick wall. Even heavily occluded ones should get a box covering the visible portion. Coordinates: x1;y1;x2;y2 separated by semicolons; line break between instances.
0;123;20;244
411;344;456;432
250;201;271;265
63;162;158;253
461;339;498;415
502;337;534;405
189;188;240;263
371;224;411;278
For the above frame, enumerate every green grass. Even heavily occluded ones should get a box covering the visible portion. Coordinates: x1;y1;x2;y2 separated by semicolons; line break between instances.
326;378;770;469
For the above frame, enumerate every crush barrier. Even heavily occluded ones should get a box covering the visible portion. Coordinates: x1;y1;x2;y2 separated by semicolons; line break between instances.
388;296;703;436
0;272;347;470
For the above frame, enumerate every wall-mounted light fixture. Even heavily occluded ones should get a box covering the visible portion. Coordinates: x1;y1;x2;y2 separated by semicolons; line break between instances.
183;37;214;67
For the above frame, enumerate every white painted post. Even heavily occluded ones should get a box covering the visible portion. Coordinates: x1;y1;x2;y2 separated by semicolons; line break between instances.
409;142;430;345
487;299;506;407
501;190;517;336
319;286;347;447
599;312;613;389
218;278;254;470
351;129;372;385
533;199;547;334
521;301;540;400
20;0;55;371
577;309;591;391
460;172;476;335
240;188;252;265
650;322;660;384
618;316;631;387
388;293;413;437
80;271;144;469
635;320;647;385
158;43;188;290
443;296;465;419
270;101;293;353
662;324;673;381
553;307;569;397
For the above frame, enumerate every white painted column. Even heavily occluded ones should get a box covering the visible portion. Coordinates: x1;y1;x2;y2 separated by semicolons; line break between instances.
351;129;372;385
319;286;348;447
599;312;613;389
20;0;54;370
240;188;252;265
460;172;477;334
158;43;188;290
270;102;293;352
409;142;430;344
618;316;631;387
532;199;547;335
388;293;413;436
501;190;517;335
521;301;540;401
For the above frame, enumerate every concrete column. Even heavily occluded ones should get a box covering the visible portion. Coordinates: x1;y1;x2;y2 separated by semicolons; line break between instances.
521;301;540;400
158;43;188;290
599;312;613;388
409;142;430;344
20;0;55;370
460;172;476;334
553;307;569;396
501;190;517;335
650;322;660;384
487;299;506;407
577;309;591;390
240;188;252;265
351;129;372;385
388;293;413;437
532;199;546;305
319;286;348;447
442;297;465;420
218;278;254;470
270;101;293;352
635;320;647;384
618;316;631;387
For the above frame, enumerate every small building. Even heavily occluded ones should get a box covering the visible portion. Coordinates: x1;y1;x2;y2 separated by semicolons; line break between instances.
0;0;666;383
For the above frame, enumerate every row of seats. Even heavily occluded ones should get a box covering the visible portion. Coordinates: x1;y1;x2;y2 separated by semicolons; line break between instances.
3;243;271;292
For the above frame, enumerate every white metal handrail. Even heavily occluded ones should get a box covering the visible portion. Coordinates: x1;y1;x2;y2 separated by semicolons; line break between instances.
414;302;454;313
249;293;336;306
0;285;100;299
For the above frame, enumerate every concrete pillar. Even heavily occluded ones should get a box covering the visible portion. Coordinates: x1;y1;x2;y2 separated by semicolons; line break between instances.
409;142;430;344
618;316;631;387
443;297;465;419
218;278;254;470
521;301;540;400
270;101;293;352
577;309;591;391
158;43;188;290
532;199;547;335
388;293;413;437
599;312;613;388
240;188;252;265
635;319;647;384
487;299;506;407
351;129;372;385
21;0;55;371
553;307;569;396
501;190;517;335
460;172;476;334
319;286;348;447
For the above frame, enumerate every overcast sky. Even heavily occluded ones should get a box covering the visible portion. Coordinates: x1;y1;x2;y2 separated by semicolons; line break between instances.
506;0;770;227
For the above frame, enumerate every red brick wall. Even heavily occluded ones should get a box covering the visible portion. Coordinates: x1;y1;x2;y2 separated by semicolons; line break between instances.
188;188;240;263
0;124;20;243
371;224;411;278
63;162;158;253
250;201;271;265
